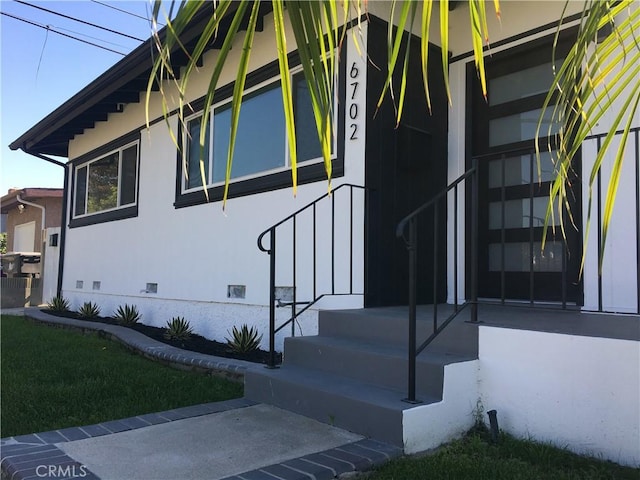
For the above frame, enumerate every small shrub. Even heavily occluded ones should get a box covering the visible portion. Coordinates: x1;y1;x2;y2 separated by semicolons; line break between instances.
47;296;70;313
164;316;193;342
77;301;100;319
225;324;262;353
113;304;141;326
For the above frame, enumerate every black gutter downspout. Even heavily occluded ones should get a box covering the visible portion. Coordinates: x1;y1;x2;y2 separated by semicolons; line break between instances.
23;149;68;299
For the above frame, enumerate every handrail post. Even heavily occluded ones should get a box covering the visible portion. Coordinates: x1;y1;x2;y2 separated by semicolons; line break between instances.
267;227;278;368
404;218;420;403
433;204;438;332
471;159;479;323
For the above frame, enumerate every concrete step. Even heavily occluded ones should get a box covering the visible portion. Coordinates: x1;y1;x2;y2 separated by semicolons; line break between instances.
283;334;474;398
318;305;478;356
245;364;441;446
245;306;479;449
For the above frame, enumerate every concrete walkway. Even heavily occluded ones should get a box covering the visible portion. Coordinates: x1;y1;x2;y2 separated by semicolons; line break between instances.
1;309;403;480
2;399;402;480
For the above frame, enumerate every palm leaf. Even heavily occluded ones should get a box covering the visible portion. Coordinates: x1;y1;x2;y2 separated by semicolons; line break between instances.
272;0;298;195
375;0;412;116
538;0;640;271
222;0;262;209
420;0;433;113
440;0;453;104
395;3;418;126
287;2;337;185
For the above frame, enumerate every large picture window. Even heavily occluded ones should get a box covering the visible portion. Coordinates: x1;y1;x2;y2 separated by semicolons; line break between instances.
73;142;139;219
182;70;333;193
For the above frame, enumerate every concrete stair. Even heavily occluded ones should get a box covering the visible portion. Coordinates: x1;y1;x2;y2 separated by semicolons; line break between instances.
245;305;478;447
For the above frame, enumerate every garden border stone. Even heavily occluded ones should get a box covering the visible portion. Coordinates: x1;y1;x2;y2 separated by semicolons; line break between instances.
22;307;260;382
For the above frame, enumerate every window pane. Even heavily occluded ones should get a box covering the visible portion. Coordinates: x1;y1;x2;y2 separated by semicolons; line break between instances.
120;145;137;205
489;108;560;147
294;73;323;162
489;61;562;106
186;116;210;190
75;166;87;216
488;151;556;188
489;241;563;272
213;84;285;183
489;197;559;230
87;153;119;213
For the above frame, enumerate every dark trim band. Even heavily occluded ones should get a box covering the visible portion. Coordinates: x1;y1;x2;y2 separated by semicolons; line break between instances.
450;10;583;64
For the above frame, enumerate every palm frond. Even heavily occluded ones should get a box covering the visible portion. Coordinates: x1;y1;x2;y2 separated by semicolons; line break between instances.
539;0;640;271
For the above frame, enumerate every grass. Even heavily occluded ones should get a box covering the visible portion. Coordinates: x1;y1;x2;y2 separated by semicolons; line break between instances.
368;427;639;480
0;315;243;438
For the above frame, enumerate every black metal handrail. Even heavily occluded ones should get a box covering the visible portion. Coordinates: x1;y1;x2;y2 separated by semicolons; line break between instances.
396;163;478;403
470;127;640;314
472;145;572;308
585;127;640;314
258;183;369;367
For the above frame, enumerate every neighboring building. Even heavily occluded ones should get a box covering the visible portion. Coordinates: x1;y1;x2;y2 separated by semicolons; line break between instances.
1;188;63;253
9;2;639;467
0;188;63;304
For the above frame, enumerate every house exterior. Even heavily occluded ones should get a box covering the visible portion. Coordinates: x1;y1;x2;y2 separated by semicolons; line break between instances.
0;188;63;305
10;1;639;467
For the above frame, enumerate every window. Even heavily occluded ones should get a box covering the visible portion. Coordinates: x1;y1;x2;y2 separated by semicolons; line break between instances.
182;71;333;193
185;115;210;190
73;142;139;218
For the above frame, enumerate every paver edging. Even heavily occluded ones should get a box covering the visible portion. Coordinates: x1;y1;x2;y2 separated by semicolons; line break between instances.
220;438;404;480
23;307;259;382
1;398;257;480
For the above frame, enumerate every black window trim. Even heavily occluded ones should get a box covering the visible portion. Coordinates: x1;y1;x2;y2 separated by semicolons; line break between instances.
69;130;141;228
174;51;346;209
181;66;338;195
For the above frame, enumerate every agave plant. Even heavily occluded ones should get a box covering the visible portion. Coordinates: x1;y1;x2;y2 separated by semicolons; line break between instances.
225;324;263;354
164;316;193;342
77;301;101;319
113;304;141;327
47;296;70;313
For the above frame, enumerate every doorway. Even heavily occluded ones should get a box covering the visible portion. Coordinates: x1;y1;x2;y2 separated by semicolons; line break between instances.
364;18;448;307
469;31;582;304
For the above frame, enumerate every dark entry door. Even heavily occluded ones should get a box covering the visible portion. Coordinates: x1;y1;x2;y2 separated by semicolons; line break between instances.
366;125;447;307
470;31;582;303
364;19;448;307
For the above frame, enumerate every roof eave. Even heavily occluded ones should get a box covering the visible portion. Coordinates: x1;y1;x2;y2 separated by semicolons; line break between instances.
9;3;236;157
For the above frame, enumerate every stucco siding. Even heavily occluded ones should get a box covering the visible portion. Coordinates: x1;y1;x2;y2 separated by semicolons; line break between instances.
479;325;640;467
61;21;368;349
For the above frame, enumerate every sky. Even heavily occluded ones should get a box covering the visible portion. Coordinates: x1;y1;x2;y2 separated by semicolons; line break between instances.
0;0;163;195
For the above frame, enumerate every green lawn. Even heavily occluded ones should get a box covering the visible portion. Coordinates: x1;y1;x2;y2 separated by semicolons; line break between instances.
0;315;243;438
369;428;639;480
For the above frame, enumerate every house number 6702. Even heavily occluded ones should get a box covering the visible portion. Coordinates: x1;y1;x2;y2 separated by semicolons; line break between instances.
349;62;360;140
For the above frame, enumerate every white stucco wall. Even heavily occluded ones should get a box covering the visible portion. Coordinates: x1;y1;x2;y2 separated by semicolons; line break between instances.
42;227;60;304
61;17;368;350
403;360;479;454
582;134;639;313
478;326;640;467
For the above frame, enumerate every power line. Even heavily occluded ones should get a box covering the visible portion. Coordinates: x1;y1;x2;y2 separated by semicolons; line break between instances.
14;0;145;42
1;11;126;56
90;0;164;27
55;25;131;50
